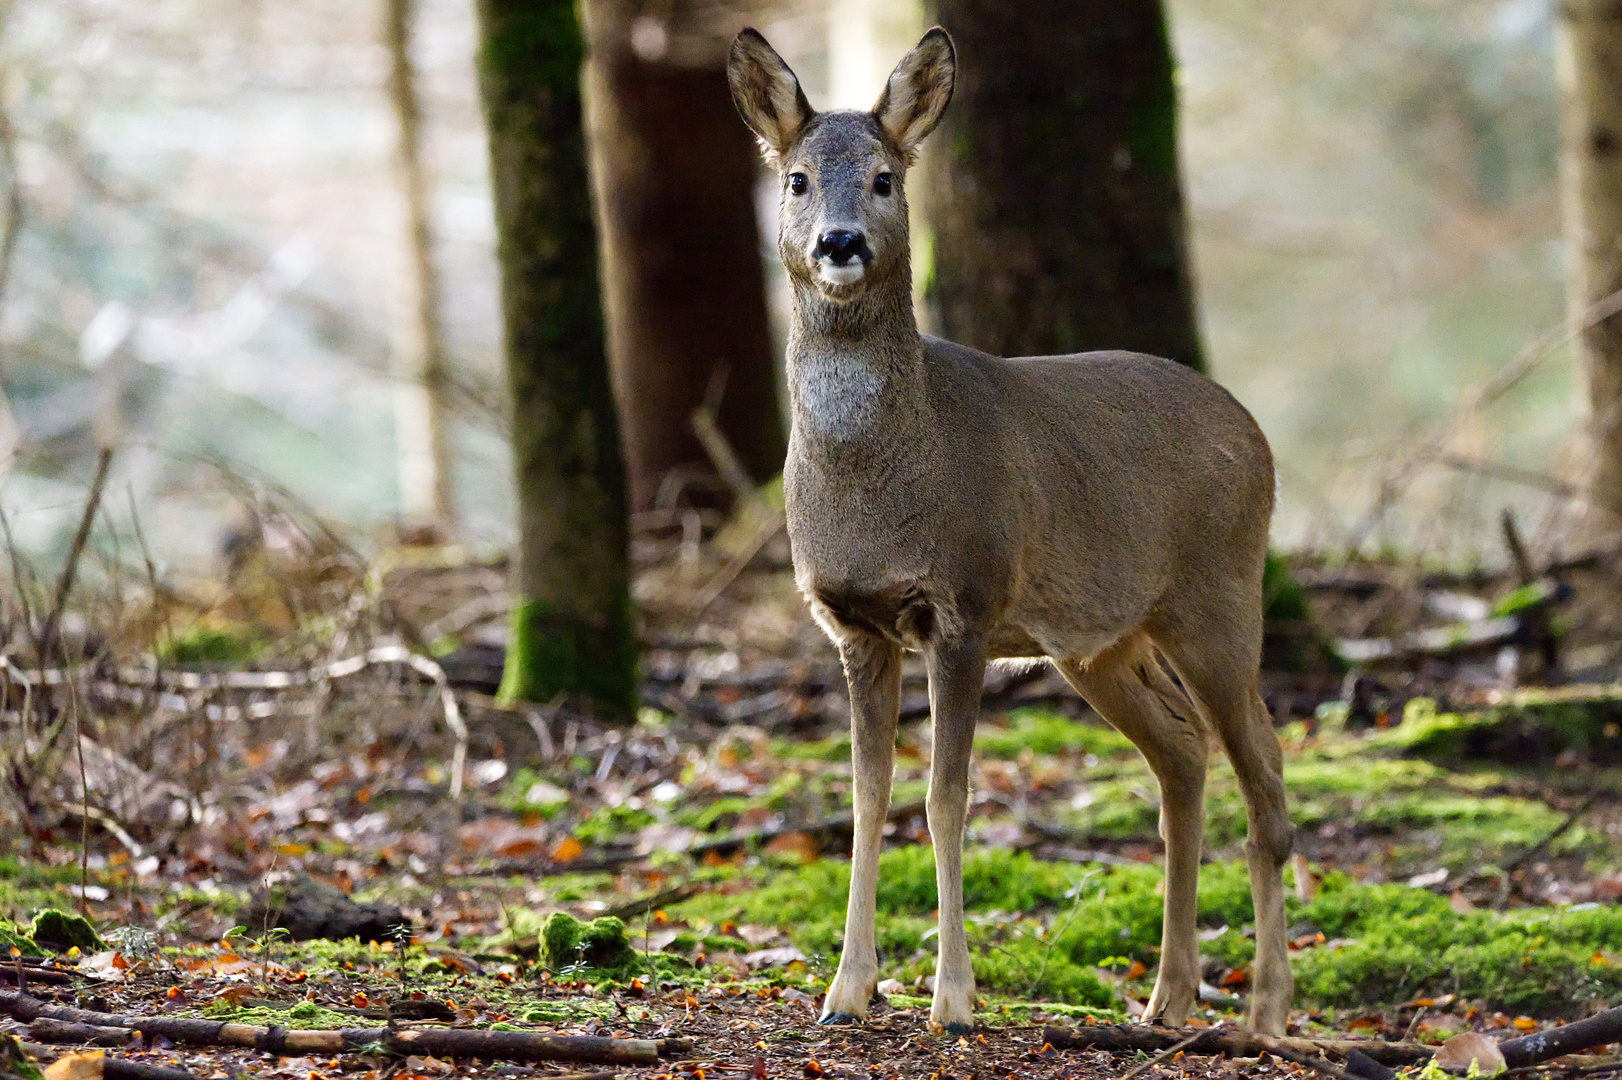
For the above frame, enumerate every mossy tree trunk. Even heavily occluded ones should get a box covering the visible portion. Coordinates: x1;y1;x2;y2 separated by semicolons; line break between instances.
475;0;637;718
923;0;1204;370
1556;0;1622;544
583;2;787;512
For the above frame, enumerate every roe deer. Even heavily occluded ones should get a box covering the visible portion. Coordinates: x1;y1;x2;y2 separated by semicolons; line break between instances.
726;27;1292;1036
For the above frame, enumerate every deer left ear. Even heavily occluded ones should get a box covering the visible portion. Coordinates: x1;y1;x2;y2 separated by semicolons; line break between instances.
873;27;955;165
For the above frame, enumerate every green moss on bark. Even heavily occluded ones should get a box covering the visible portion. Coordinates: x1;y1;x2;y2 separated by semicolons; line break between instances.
497;596;637;717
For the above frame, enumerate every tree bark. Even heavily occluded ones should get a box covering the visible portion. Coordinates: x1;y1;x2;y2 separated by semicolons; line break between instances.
385;0;457;534
583;1;786;512
1557;0;1622;544
474;0;637;718
922;0;1205;370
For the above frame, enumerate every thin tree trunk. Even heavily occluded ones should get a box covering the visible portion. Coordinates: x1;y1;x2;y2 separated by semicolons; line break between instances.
1557;0;1622;544
584;2;786;512
922;0;1204;370
385;0;457;534
475;0;637;718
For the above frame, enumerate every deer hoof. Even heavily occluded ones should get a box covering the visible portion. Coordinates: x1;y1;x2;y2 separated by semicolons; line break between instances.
818;1011;860;1026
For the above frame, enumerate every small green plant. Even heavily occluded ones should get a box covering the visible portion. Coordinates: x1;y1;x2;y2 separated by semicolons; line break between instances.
103;925;159;959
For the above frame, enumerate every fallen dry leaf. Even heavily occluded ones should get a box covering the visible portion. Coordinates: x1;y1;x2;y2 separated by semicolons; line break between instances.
44;1051;104;1080
1433;1031;1506;1075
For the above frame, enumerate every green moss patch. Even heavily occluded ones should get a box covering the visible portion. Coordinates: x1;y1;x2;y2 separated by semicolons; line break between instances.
1293;876;1622;1014
30;909;103;953
538;912;635;972
974;710;1135;760
671;844;1622;1017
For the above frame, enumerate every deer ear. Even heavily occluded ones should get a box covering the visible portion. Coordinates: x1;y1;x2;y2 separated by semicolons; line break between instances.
728;29;815;169
873;27;955;165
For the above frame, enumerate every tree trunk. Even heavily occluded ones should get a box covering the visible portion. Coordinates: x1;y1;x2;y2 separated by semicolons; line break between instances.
584;2;786;512
922;0;1204;370
474;0;637;718
385;0;457;534
1557;0;1622;543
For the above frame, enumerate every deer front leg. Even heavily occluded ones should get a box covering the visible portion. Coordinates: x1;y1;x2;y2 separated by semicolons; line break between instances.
820;635;901;1025
925;635;985;1035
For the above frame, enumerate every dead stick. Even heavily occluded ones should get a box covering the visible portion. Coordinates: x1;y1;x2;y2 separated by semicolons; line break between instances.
1120;1030;1208;1080
1501;509;1538;585
1495;791;1602;910
602;882;700;921
1256;1035;1358;1080
1498;1005;1622;1069
1040;1024;1433;1068
38;445;113;659
691;510;784;613
0;988;692;1063
691;402;761;510
687;799;928;859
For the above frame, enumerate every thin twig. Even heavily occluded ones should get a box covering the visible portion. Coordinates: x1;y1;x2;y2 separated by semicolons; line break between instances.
691;510;785;613
38;445;115;659
1494;790;1602;909
1256;1035;1358;1080
1120;1030;1211;1080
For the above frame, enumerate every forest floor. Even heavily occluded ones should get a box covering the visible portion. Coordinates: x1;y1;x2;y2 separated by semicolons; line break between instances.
4;506;1622;1079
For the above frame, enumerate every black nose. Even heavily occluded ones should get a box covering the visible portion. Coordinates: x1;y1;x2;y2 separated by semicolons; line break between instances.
815;229;867;266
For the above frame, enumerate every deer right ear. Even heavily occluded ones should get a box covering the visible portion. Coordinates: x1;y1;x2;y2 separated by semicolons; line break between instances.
728;29;814;169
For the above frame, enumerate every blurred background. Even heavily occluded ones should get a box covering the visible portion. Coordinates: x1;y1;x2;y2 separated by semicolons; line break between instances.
0;0;1589;576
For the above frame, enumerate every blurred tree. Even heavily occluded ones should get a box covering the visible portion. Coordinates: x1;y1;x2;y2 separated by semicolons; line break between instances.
1557;0;1622;542
474;0;637;718
923;0;1204;370
385;0;457;536
583;0;786;512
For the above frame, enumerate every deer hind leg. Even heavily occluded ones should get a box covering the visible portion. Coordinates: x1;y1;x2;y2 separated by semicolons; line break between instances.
1150;602;1294;1036
1056;633;1209;1028
820;634;902;1025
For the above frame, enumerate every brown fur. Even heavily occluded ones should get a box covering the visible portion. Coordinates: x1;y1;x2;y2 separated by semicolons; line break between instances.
728;28;1294;1036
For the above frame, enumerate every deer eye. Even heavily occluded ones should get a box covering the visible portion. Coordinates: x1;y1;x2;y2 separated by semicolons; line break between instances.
788;173;808;196
873;172;893;196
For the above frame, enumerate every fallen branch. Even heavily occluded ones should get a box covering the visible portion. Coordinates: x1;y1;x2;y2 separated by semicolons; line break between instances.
29;1017;129;1045
602;882;701;921
1337;615;1523;664
0;964;72;987
0;988;692;1064
1497;1005;1622;1070
1040;1024;1433;1068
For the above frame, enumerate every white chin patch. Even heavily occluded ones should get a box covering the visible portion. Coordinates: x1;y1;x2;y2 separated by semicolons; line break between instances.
818;261;865;288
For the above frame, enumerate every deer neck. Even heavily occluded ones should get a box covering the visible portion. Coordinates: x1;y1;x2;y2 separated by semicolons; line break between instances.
786;277;925;447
